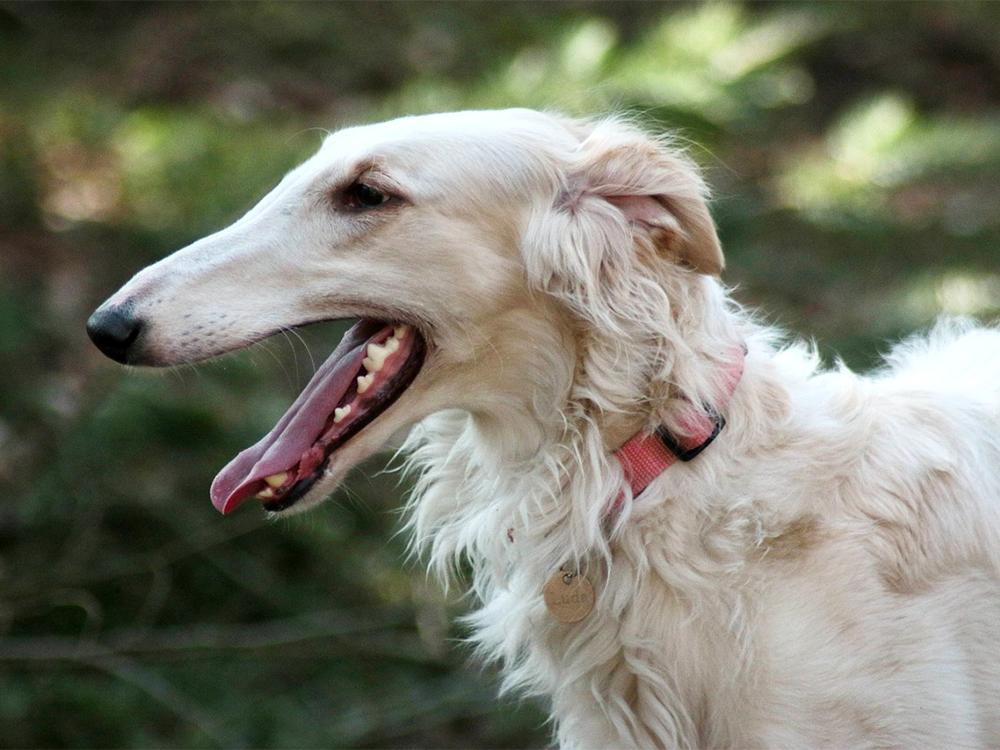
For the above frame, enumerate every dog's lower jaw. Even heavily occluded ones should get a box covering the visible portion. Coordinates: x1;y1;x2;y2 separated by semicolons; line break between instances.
263;462;350;517
261;381;434;516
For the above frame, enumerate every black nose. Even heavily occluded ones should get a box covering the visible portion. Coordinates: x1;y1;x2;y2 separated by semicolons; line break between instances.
86;306;143;363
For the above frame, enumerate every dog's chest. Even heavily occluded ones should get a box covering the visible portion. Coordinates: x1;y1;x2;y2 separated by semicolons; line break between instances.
475;535;757;747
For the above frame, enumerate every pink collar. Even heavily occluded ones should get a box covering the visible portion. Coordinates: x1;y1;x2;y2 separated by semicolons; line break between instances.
613;346;746;503
505;346;745;544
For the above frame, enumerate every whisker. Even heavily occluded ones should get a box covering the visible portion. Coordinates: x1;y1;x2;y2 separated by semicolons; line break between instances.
275;328;300;386
278;325;318;380
249;338;293;392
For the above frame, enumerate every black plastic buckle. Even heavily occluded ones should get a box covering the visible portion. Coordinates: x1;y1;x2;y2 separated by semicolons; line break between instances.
654;406;726;462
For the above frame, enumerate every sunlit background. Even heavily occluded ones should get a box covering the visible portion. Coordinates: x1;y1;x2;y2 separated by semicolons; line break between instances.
2;2;999;747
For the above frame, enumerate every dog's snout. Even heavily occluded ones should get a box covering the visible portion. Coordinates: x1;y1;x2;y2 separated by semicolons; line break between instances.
86;305;144;364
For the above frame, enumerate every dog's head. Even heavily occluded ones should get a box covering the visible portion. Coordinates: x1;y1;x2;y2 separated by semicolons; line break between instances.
87;109;723;516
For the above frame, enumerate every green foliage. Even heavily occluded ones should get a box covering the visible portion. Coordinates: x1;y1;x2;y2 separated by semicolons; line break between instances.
1;1;999;747
779;93;1000;227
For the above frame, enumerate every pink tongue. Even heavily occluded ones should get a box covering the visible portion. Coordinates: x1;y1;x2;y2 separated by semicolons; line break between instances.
210;320;384;514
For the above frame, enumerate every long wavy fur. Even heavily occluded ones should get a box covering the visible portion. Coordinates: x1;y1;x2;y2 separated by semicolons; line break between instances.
402;116;1000;748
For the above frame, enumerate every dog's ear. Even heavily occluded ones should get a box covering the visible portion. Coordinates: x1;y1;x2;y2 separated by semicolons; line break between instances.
558;120;723;276
524;119;724;333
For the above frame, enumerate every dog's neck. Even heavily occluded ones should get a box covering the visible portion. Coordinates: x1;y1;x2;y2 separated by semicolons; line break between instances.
601;411;649;453
403;275;748;576
399;274;768;749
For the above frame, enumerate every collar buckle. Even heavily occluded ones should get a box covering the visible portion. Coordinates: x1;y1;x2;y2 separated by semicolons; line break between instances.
654;405;726;462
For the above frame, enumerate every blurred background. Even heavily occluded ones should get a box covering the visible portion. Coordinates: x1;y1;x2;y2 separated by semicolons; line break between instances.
1;1;999;747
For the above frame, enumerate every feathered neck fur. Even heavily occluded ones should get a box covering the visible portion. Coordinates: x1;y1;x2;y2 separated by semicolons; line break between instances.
401;268;787;747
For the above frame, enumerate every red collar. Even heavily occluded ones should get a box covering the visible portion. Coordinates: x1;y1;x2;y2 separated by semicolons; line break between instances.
505;346;745;544
613;346;746;503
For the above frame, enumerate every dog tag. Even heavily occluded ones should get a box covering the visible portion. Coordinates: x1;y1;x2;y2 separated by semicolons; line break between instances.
543;568;595;623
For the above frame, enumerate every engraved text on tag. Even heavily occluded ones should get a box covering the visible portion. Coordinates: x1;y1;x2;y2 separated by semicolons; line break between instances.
543;568;595;623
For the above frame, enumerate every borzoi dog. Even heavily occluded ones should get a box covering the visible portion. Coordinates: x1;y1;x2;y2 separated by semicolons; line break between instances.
88;109;1000;748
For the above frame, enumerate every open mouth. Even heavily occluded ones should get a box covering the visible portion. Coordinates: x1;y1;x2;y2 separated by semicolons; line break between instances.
210;319;426;514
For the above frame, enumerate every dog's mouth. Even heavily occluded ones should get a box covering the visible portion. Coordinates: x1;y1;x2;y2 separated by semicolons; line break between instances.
210;319;426;515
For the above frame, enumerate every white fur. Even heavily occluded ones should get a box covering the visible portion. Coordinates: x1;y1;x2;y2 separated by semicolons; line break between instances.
99;110;1000;748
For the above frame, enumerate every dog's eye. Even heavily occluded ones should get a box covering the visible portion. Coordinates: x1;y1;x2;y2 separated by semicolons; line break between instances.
342;181;391;210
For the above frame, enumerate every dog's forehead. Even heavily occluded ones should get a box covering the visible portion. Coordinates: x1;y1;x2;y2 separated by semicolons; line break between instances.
313;109;575;191
323;109;570;150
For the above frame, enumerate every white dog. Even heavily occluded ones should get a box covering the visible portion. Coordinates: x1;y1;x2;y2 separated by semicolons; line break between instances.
88;109;1000;748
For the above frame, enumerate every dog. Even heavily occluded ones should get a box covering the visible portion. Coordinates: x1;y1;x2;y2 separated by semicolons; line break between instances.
87;109;1000;748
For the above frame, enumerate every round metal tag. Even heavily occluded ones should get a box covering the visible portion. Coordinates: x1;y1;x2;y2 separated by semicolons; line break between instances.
543;569;595;623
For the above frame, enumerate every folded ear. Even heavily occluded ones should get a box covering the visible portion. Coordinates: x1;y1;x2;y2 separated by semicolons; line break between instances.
564;121;723;276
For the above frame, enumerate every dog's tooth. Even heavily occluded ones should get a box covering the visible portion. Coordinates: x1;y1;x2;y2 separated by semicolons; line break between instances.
333;405;351;423
385;337;400;353
257;487;275;500
364;343;389;371
264;472;288;488
357;373;374;394
393;324;409;339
